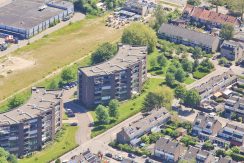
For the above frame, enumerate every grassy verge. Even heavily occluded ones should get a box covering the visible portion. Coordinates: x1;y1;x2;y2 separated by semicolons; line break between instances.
193;71;208;79
19;125;78;163
184;77;195;85
90;78;164;137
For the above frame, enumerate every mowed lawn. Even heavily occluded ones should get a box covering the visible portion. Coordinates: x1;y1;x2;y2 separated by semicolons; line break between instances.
90;78;164;137
0;16;123;101
19;125;78;163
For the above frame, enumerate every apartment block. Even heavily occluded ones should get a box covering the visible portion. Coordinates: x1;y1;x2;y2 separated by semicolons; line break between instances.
78;44;147;108
0;87;63;156
220;40;244;61
192;112;222;140
117;108;171;144
158;23;220;53
154;138;185;163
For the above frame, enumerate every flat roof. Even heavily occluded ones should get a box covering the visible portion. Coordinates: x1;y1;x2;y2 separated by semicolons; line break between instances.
0;0;64;30
79;44;147;77
0;87;63;125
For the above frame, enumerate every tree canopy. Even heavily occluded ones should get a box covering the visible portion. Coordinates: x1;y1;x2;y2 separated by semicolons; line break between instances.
121;23;157;53
183;90;201;108
60;68;76;85
220;24;234;40
8;95;25;109
108;99;119;118
91;42;118;64
95;105;110;124
143;86;174;112
0;147;17;163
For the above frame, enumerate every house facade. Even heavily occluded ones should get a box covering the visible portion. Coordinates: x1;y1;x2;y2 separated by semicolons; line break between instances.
220;40;244;61
192;112;222;140
116;108;171;144
158;23;220;53
154;138;185;163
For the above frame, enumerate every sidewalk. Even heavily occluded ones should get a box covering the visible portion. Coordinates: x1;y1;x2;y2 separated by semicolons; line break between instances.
0;12;85;57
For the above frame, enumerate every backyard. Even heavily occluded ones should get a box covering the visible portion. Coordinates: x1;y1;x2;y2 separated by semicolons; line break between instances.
19;125;78;163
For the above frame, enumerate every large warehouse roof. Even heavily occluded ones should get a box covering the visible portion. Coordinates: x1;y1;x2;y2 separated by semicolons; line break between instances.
0;0;64;30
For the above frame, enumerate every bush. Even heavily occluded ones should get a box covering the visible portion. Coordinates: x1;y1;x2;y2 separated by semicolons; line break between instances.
231;153;244;161
180;135;197;146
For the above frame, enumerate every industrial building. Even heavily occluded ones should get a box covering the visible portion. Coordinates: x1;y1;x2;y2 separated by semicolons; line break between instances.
78;44;147;108
0;0;74;39
0;87;63;156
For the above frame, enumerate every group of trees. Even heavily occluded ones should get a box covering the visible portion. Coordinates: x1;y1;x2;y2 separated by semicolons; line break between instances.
175;85;201;108
0;147;17;163
121;23;157;53
95;99;119;125
91;42;118;64
142;86;174;112
187;0;201;6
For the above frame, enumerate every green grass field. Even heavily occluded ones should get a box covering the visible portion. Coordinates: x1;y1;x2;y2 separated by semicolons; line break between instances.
91;78;164;137
0;15;123;102
19;125;78;163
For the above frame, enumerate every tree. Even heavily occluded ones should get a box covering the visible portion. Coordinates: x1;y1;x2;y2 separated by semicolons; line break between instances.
184;90;201;108
175;85;187;99
220;24;234;40
181;58;193;73
108;99;119;118
60;68;76;84
180;135;197;146
95;105;110;124
165;73;176;87
8;95;25;109
187;0;201;6
215;149;226;157
104;0;125;10
157;54;167;67
143;87;174;111
228;0;244;20
218;57;228;65
153;6;167;30
74;0;101;15
55;159;61;163
198;59;214;73
0;147;17;163
141;135;150;144
192;47;204;59
48;80;59;89
91;42;118;64
175;68;186;82
202;140;214;150
150;58;157;70
121;23;157;53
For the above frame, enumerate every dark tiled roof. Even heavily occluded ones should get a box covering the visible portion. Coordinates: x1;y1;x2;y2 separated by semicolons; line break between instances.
217;157;237;163
158;23;220;48
155;137;183;155
193;112;221;131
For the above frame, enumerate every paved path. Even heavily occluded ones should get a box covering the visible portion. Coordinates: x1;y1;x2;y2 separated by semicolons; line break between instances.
62;87;93;145
0;13;85;58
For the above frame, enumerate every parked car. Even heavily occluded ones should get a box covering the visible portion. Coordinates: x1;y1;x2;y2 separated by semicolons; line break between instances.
145;158;154;163
114;155;123;161
105;153;113;158
128;153;136;158
70;122;78;126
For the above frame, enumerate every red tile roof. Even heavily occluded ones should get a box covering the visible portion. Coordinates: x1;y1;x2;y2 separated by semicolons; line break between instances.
184;4;239;26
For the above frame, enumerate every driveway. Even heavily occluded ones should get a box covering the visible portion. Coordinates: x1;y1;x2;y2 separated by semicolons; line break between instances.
63;87;93;145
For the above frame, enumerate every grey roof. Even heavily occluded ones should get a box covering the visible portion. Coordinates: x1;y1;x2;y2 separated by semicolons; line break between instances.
193;112;221;131
155;137;184;155
122;108;170;139
158;23;220;48
217;157;237;163
221;40;244;50
183;146;212;161
0;0;64;30
193;70;237;97
0;87;63;125
79;44;147;77
225;96;244;114
225;122;244;133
